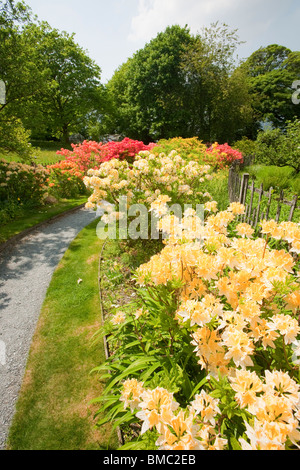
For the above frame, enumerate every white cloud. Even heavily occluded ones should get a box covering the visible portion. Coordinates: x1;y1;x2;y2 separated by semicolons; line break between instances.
128;0;292;48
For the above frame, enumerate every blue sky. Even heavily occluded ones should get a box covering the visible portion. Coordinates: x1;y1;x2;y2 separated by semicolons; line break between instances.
24;0;300;83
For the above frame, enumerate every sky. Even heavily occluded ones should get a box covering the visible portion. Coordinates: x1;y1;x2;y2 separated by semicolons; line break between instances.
23;0;300;83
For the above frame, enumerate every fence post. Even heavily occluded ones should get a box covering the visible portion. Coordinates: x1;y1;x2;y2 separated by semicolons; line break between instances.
228;166;235;203
275;190;284;223
254;183;264;229
239;173;250;206
288;195;298;222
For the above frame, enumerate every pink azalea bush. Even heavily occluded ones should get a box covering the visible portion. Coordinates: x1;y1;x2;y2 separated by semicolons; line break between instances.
57;138;156;173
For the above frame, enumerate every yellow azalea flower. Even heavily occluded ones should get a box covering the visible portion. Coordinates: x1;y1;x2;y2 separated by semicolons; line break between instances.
85;201;95;209
229;370;263;412
204;201;218;213
136;387;179;435
155;410;200;451
227;202;246;215
240;419;286;450
190;390;221;426
111;311;126;325
260;219;281;238
221;326;254;368
250;318;279;350
263;370;300;407
235;223;254;238
267;314;300;345
120;379;145;412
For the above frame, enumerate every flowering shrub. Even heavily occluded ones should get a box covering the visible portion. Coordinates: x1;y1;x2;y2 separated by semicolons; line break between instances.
154;137;207;161
0;159;49;205
46;161;88;199
56;138;156;173
83;149;215;227
96;202;300;450
205;143;243;169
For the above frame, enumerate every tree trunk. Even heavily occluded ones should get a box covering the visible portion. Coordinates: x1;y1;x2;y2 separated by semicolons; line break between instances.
61;125;69;146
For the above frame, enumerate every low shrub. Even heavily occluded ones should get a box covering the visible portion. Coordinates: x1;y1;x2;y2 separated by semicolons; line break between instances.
57;138;156;173
205;143;243;169
46;161;89;199
0;159;49;206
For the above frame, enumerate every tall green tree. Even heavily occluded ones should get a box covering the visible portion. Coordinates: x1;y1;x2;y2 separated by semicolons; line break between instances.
21;22;103;143
0;1;46;157
106;25;194;142
106;23;253;143
255;118;300;174
241;44;300;132
181;22;253;143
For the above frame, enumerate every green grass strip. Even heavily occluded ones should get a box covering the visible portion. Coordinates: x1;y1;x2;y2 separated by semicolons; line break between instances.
7;219;119;450
0;197;88;244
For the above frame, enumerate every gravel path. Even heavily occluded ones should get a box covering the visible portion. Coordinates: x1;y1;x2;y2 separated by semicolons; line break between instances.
0;207;98;450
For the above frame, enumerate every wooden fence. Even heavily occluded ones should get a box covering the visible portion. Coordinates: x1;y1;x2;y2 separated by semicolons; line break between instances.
228;165;299;229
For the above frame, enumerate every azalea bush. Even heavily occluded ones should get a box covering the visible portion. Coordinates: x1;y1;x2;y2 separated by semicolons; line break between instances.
0;159;49;224
83;149;215;234
95;201;300;450
0;159;49;206
56;138;156;173
46;161;88;199
153;138;243;170
205;143;243;169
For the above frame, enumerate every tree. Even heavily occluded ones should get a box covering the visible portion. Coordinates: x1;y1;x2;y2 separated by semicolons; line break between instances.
21;22;103;143
0;0;45;158
181;23;253;143
255;118;300;174
106;25;194;142
241;44;300;132
106;23;253;143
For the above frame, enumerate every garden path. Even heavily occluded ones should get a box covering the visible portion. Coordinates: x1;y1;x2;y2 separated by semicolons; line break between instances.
0;206;98;450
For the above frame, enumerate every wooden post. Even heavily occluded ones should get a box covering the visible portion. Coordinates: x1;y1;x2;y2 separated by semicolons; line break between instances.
275;190;284;223
265;187;273;221
288;195;298;222
228;166;235;203
254;183;264;229
239;173;250;205
247;180;255;225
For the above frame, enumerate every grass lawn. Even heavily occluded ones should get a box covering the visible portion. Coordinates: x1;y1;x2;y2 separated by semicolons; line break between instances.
6;219;119;450
0;196;88;244
0;140;70;165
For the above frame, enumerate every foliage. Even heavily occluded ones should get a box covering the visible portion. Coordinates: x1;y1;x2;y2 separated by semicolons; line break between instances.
105;25;193;143
83;148;215;217
0;117;34;161
180;23;253;143
233;137;257;158
0;1;46;158
94;201;300;450
21;22;103;143
205;143;243;169
255;119;300;173
0;158;48;204
46;161;88;199
105;24;254;144
57;138;156;173
240;44;300;133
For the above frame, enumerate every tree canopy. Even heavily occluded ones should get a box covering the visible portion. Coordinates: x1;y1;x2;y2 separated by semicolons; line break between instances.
1;0;299;156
